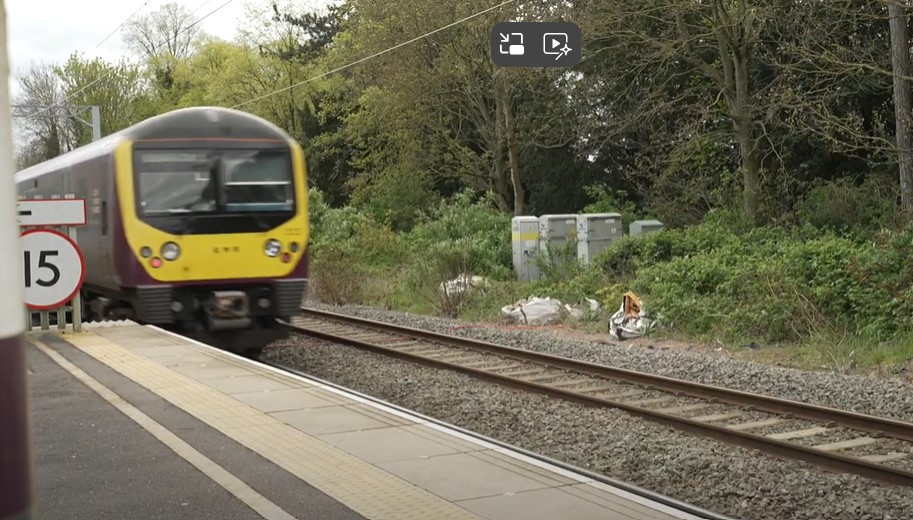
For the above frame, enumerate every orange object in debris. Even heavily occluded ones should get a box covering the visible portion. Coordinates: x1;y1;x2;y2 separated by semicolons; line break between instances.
622;291;642;318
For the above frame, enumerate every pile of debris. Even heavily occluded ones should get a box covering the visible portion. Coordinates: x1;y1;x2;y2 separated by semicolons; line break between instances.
499;296;600;325
606;291;657;340
499;290;657;340
439;273;658;340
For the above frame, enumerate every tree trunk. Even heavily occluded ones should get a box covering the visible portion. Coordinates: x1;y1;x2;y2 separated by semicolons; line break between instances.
733;55;761;224
498;81;525;216
491;77;512;213
890;1;913;214
491;160;511;212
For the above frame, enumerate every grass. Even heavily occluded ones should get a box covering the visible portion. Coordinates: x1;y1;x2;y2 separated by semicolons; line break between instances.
738;333;913;377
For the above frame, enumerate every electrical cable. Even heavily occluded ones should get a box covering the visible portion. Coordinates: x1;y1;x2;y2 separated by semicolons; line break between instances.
23;0;236;119
230;0;517;110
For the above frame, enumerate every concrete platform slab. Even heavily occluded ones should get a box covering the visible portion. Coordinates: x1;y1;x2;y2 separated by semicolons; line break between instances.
231;387;340;412
457;485;642;520
376;451;556;501
272;404;401;435
317;424;477;464
202;374;300;394
26;323;719;520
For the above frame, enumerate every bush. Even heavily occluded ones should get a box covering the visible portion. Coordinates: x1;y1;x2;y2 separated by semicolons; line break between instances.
404;240;479;317
797;175;898;235
595;209;745;278
405;189;512;280
618;219;913;343
308;244;366;305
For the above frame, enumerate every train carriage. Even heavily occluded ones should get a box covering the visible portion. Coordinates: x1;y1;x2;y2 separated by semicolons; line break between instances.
15;107;309;356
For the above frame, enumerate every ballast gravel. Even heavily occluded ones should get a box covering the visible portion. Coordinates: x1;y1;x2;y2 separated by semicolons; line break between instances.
299;303;913;422
259;302;913;520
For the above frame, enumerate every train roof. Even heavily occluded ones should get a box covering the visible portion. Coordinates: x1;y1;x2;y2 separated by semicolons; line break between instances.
15;107;295;183
117;106;293;142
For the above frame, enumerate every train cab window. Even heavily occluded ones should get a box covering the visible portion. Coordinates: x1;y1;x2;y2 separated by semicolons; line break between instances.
135;151;218;215
220;150;294;213
134;149;294;216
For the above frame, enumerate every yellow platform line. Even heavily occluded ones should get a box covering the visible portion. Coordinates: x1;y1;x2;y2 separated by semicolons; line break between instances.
30;338;298;520
51;331;484;520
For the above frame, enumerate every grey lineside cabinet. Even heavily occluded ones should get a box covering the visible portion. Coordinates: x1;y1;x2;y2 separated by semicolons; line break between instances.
512;213;658;281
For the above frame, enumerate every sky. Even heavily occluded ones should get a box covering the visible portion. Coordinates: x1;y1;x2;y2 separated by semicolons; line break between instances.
4;0;329;148
6;0;250;96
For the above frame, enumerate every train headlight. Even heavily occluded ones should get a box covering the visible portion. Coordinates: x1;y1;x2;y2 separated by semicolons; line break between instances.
140;246;152;258
161;242;181;261
264;238;281;257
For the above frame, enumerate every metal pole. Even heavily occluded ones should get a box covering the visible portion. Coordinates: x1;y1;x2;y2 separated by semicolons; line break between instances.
89;105;100;141
0;1;36;518
67;226;82;332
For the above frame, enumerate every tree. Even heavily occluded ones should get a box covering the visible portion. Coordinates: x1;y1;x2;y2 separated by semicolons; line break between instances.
575;0;905;226
889;1;913;213
53;53;152;144
122;2;203;60
330;0;576;217
122;2;206;103
579;0;767;223
12;64;70;165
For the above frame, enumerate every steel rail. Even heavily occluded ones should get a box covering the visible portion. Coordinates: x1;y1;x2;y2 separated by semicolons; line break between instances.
296;307;913;443
285;307;913;488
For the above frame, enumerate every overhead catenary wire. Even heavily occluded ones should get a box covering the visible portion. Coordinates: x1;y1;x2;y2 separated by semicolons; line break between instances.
230;0;518;110
23;0;236;120
95;0;156;49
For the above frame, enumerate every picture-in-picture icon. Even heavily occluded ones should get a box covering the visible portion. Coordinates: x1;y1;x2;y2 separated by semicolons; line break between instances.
498;32;525;55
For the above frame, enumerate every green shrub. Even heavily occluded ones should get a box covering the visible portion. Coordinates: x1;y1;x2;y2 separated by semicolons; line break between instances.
308;187;408;269
405;189;512;280
349;167;440;231
595;209;744;278
797;175;898;235
622;220;913;343
403;239;484;317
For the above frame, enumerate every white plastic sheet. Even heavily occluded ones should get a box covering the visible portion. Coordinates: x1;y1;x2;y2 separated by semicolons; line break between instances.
439;274;490;297
500;296;565;325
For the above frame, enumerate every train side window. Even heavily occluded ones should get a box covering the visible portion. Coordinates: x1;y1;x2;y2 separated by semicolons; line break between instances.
101;201;108;235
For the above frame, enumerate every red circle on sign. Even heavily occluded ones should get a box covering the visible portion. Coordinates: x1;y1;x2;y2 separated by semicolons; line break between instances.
20;228;87;310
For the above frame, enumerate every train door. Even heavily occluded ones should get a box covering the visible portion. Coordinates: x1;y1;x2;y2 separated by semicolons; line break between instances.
97;155;117;289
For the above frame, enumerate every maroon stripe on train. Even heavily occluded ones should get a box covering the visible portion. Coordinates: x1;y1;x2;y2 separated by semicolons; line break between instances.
0;335;33;518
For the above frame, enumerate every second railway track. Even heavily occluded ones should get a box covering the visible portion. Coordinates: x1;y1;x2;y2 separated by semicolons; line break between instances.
285;307;913;488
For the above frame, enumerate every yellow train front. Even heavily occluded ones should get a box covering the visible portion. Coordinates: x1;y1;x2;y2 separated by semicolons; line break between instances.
16;107;309;356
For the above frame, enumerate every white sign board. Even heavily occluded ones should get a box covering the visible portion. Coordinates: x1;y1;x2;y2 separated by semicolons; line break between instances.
17;199;87;227
20;229;86;310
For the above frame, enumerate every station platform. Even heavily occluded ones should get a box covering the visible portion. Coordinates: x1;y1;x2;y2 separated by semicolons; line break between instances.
25;322;714;520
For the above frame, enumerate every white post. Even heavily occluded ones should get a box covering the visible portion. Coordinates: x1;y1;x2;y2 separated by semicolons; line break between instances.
0;1;37;518
90;105;101;141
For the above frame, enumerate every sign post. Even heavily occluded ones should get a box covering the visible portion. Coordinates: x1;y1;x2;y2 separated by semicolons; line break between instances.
17;199;87;332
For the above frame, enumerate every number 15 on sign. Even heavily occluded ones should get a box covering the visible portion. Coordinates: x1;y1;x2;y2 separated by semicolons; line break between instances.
20;229;86;310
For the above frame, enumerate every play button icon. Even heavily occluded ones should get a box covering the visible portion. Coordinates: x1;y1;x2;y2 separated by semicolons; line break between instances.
543;33;570;59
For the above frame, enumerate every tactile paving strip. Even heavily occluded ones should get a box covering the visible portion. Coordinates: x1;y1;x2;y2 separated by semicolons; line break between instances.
57;331;484;520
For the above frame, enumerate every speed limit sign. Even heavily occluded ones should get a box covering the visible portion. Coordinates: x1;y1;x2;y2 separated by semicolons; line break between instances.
20;229;86;310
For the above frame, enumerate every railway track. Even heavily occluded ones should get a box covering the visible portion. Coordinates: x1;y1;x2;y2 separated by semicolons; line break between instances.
286;307;913;488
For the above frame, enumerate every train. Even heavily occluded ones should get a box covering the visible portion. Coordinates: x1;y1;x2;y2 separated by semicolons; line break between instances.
15;106;309;356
